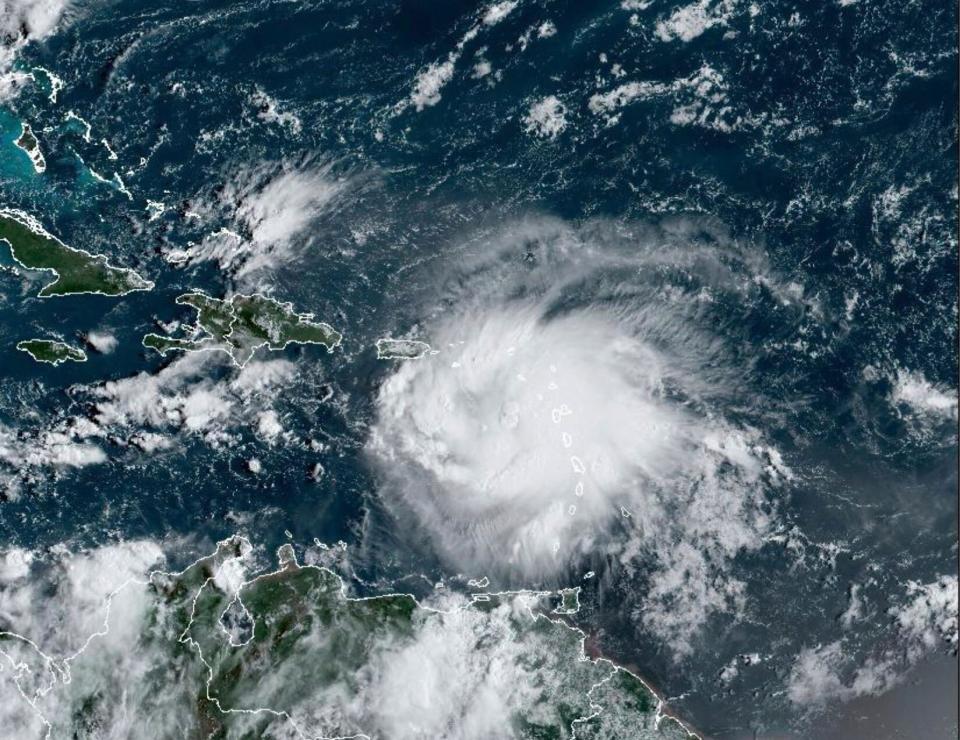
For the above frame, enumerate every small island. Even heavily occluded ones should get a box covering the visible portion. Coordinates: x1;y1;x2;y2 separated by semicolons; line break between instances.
14;123;46;173
16;338;87;366
0;209;154;297
375;337;432;360
144;291;342;367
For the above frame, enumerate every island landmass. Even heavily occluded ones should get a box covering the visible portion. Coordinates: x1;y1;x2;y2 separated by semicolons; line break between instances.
143;291;342;366
16;338;87;366
376;337;433;360
0;208;154;297
13;123;45;173
0;536;698;739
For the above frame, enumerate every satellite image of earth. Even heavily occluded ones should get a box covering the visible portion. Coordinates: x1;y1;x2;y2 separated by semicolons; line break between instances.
0;0;957;737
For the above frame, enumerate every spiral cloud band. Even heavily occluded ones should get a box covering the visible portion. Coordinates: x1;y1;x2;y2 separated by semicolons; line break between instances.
369;218;790;652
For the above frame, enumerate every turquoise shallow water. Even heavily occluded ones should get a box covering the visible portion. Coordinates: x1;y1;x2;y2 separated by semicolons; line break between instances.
0;108;37;180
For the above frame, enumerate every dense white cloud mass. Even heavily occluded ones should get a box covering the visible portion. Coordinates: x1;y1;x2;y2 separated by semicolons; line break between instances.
0;540;162;674
0;539;214;738
0;0;71;99
233;166;343;270
0;0;66;40
368;217;791;654
373;305;689;573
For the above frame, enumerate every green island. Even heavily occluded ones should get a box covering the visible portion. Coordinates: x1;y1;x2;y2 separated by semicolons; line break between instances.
0;537;697;739
143;291;342;367
0;209;154;297
375;337;433;360
16;338;87;366
14;123;46;173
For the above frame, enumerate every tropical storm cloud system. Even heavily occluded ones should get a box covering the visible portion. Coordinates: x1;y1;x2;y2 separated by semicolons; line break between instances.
0;0;957;738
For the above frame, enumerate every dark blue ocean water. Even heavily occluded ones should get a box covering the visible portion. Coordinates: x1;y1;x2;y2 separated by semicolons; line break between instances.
1;0;956;735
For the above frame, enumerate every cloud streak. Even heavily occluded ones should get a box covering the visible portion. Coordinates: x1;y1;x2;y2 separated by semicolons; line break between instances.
165;161;348;279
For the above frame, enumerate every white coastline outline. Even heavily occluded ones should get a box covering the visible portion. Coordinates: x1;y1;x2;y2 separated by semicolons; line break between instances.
15;338;88;367
142;290;343;369
0;208;155;299
0;535;702;740
32;67;64;103
374;337;435;361
13;123;46;174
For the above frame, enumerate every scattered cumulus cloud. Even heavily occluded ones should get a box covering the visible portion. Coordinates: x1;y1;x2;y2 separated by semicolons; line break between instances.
85;331;118;354
403;0;519;112
889;575;959;659
891;369;958;420
839;583;866;629
164;161;347;279
655;0;739;43
250;86;302;134
482;1;517;26
0;353;300;496
787;575;959;709
589;64;741;132
786;641;900;708
87;354;296;444
786;641;848;706
410;58;458;111
0;422;107;478
472;60;492;79
256;409;284;442
523;96;568;139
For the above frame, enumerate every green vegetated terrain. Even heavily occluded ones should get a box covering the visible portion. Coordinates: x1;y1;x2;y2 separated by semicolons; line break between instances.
15;125;40;157
13;122;45;175
0;538;696;739
0;210;153;297
16;338;87;366
144;292;343;366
